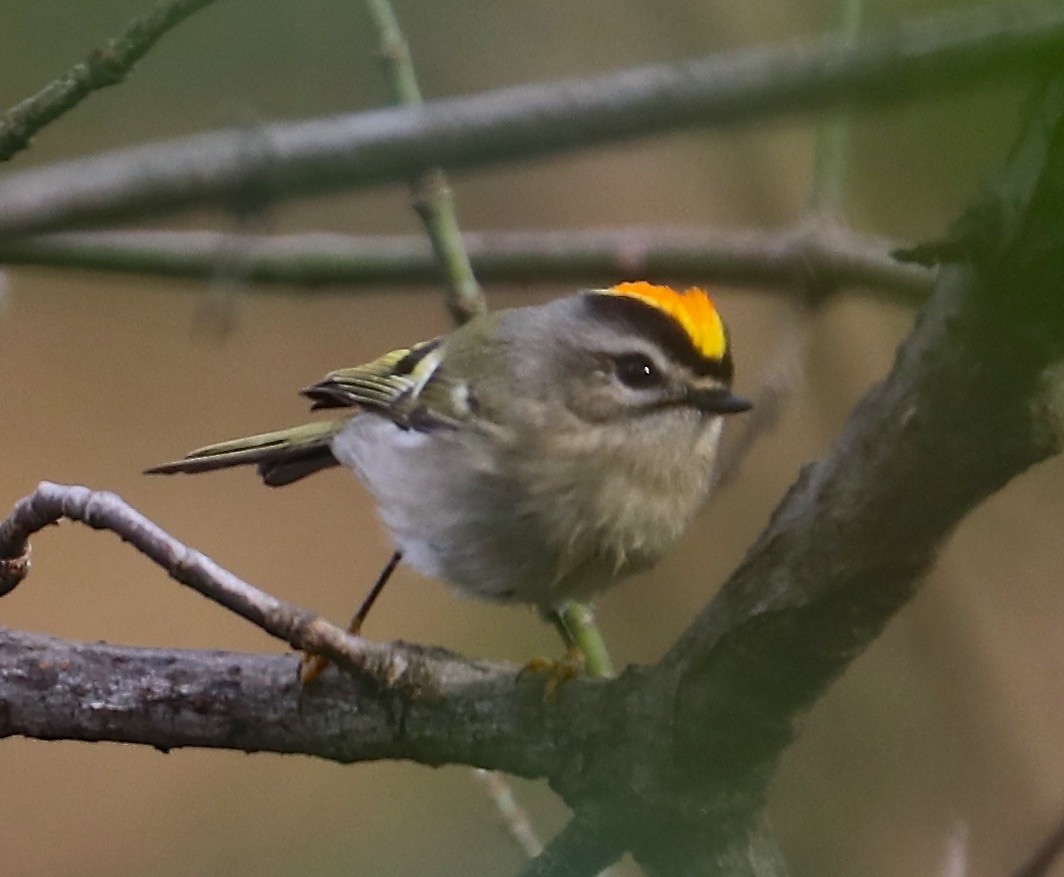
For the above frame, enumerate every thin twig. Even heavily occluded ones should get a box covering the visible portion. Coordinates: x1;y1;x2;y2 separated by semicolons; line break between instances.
0;226;934;303
940;822;969;877
472;769;545;859
362;0;485;323
0;2;1059;235
0;0;220;162
0;481;409;686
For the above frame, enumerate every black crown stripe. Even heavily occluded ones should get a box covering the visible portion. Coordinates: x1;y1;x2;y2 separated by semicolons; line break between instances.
582;291;734;383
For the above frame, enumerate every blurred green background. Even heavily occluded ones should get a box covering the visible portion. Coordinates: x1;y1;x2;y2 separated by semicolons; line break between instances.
2;1;1062;875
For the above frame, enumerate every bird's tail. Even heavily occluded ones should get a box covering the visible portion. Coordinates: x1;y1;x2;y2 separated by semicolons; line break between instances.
145;418;348;486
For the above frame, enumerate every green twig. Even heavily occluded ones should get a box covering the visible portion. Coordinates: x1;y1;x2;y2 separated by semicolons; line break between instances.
363;0;485;324
0;0;220;163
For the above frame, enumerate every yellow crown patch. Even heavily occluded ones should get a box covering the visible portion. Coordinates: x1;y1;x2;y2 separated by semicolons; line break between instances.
602;282;727;361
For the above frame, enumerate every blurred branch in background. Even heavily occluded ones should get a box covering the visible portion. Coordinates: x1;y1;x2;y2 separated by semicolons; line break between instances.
0;0;220;163
289;0;488;685
0;225;934;303
939;823;969;877
473;769;546;860
807;0;864;219
0;2;1058;235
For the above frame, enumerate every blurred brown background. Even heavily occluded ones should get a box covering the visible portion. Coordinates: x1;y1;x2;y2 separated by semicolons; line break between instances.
2;1;1062;875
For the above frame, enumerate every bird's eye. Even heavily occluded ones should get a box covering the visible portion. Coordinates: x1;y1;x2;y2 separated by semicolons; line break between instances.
614;353;662;389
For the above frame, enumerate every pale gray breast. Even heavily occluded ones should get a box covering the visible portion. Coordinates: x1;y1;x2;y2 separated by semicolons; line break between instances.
330;412;563;607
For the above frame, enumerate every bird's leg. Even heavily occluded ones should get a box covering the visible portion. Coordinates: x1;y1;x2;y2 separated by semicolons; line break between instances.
521;603;587;699
299;550;403;684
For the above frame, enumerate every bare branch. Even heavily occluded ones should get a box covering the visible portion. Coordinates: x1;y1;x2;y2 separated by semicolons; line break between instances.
0;2;1058;235
0;0;221;162
473;770;546;860
540;73;1064;872
0;626;587;780
0;481;427;686
635;76;1064;870
0;225;934;303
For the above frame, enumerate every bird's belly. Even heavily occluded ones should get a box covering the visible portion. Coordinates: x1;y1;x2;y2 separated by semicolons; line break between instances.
331;415;562;606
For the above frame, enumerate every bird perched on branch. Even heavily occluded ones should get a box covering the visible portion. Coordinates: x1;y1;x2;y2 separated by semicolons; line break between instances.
148;282;750;682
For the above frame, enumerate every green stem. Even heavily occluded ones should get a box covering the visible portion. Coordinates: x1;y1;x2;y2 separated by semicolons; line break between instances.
362;0;486;324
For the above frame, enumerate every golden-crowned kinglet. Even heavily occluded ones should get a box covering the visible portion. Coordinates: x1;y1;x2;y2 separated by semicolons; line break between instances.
148;282;749;672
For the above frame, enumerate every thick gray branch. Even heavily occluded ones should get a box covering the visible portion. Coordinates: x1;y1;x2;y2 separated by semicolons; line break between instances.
0;225;933;302
0;2;1058;235
615;79;1064;874
0;626;601;779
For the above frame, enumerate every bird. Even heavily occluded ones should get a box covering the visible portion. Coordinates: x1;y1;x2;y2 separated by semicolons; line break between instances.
147;282;750;682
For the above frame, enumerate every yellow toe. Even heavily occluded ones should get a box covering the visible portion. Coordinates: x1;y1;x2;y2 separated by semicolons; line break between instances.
520;645;586;700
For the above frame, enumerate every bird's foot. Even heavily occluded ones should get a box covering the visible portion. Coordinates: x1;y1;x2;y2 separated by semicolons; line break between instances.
520;644;586;700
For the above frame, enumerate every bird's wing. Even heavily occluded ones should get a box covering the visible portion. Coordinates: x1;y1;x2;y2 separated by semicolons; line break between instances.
300;337;469;430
